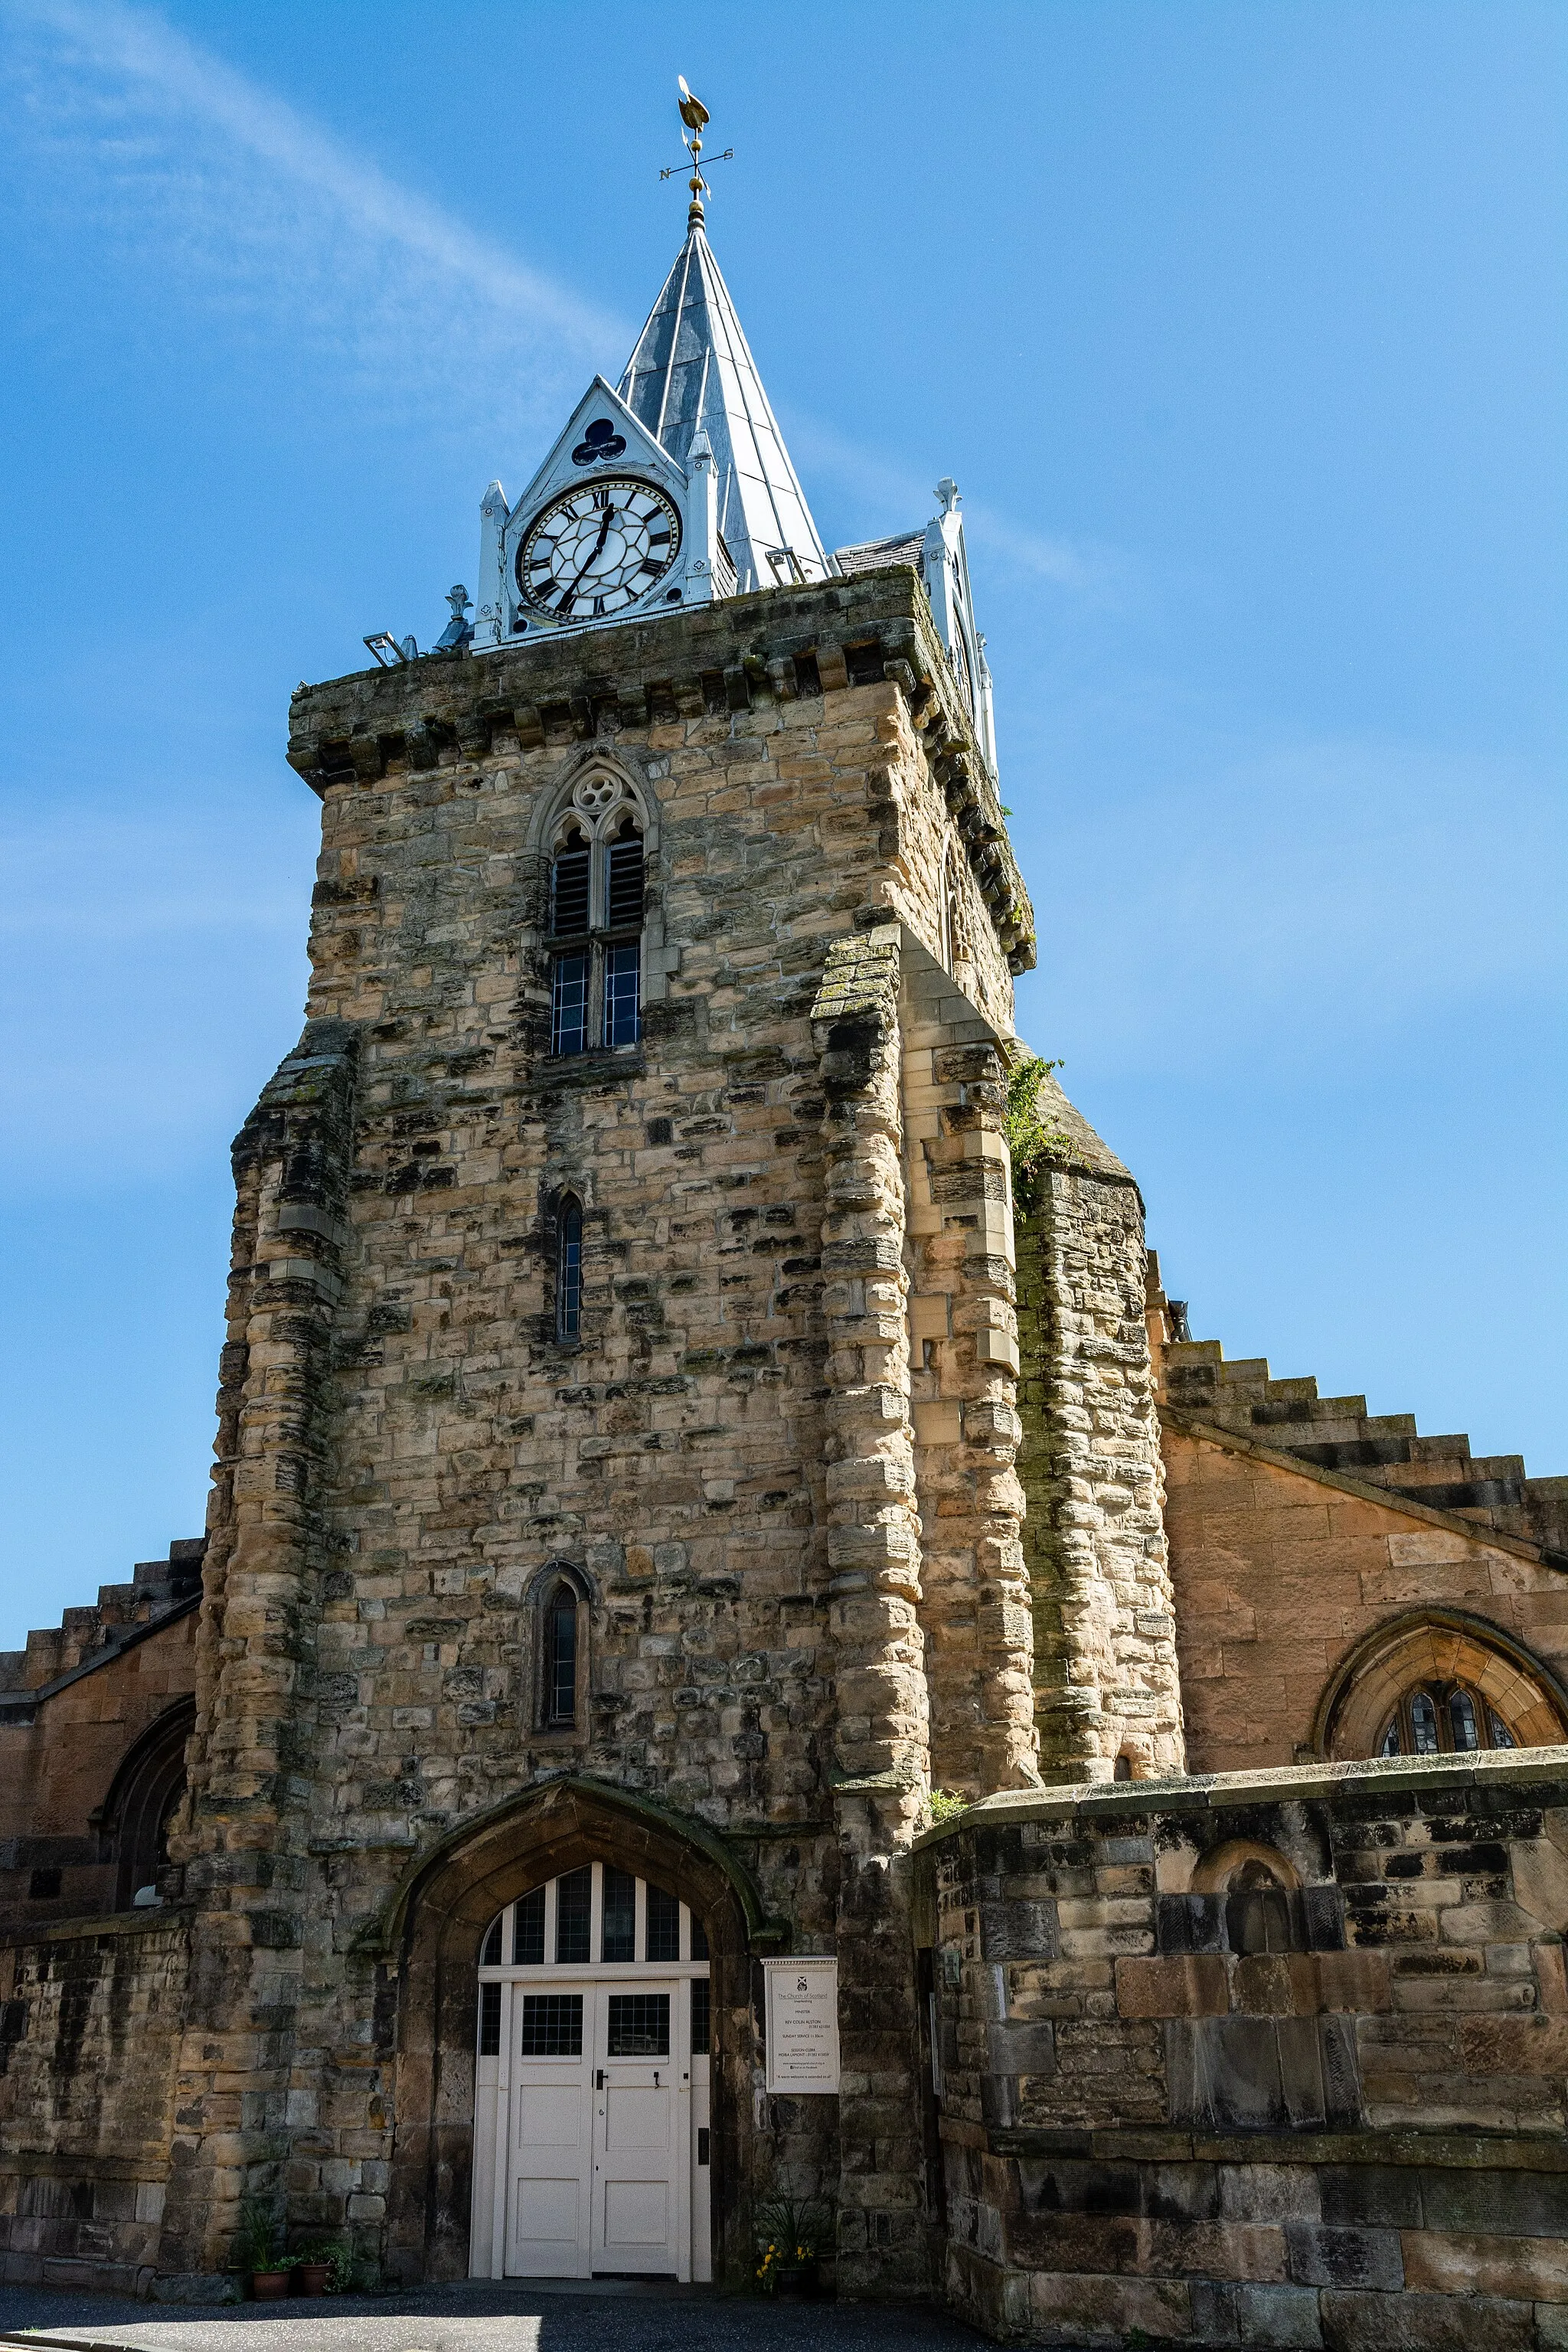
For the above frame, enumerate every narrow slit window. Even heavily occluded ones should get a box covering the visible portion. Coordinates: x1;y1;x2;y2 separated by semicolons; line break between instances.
1449;1689;1479;1752
544;1579;579;1723
479;1981;501;2056
691;1975;711;2054
555;1197;583;1342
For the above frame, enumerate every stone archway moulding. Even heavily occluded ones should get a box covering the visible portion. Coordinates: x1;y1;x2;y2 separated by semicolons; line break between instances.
377;1774;780;2287
1311;1608;1568;1761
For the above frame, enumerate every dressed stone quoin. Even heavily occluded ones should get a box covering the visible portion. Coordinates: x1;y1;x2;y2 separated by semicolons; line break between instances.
2;82;1566;2352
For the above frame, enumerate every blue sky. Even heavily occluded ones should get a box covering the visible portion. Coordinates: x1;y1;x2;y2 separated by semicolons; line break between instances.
0;0;1563;1651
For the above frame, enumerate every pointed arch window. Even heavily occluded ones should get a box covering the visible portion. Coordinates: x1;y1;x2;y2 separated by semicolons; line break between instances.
532;1563;590;1738
547;781;645;1055
555;1194;583;1342
544;1579;580;1726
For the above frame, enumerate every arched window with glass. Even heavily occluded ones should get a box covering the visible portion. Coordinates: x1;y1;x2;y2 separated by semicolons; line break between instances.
555;1193;583;1343
547;771;647;1056
1377;1680;1517;1757
534;1563;590;1736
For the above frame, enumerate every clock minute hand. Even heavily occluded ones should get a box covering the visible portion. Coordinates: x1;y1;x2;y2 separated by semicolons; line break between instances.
564;505;616;601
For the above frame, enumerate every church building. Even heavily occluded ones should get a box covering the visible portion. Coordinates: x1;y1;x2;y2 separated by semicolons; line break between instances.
2;108;1566;2350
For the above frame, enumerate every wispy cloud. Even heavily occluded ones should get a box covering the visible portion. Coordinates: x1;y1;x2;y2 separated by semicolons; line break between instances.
2;0;627;433
784;412;1124;599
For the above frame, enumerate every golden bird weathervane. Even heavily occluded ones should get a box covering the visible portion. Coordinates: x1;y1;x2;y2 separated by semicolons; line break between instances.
660;77;732;227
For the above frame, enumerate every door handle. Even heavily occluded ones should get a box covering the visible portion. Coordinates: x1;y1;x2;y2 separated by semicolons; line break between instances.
654;2069;660;2087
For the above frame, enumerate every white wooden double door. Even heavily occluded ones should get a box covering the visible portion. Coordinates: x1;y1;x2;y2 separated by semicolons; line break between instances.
472;1872;711;2282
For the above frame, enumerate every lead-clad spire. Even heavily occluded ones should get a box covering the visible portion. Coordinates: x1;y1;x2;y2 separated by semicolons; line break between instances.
617;224;828;595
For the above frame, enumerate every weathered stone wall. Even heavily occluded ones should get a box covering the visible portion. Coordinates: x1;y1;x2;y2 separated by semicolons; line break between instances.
0;1598;198;1933
921;1750;1568;2348
1164;1423;1568;1775
150;570;1030;2290
0;1913;189;2295
1015;1076;1183;1782
901;946;1037;1800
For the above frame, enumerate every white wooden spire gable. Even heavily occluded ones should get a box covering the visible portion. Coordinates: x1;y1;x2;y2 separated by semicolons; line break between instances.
617;224;828;595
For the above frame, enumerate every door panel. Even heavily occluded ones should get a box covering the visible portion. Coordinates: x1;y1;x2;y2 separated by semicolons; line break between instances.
592;1981;684;2276
503;1990;591;2278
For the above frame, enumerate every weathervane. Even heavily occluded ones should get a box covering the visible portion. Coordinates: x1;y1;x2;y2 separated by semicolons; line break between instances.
660;76;732;227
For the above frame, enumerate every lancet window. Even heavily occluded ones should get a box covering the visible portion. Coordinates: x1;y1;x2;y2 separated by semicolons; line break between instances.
555;1194;583;1342
534;1563;590;1733
547;771;646;1055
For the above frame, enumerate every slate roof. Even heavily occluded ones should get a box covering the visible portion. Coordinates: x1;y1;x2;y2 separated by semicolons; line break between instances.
618;227;828;595
833;530;924;579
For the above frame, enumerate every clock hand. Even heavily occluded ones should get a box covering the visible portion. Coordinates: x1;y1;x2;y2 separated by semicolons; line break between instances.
564;505;616;601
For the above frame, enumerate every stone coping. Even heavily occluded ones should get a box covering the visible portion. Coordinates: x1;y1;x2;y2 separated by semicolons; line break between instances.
913;1743;1568;1849
953;2122;1568;2173
0;1903;191;1953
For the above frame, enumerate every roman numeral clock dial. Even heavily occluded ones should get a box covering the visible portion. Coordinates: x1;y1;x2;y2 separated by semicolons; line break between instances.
518;478;682;622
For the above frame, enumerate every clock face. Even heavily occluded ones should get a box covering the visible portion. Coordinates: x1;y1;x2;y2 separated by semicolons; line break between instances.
518;478;682;622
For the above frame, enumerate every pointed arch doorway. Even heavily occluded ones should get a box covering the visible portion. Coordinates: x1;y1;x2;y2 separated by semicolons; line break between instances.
381;1775;769;2288
471;1862;711;2280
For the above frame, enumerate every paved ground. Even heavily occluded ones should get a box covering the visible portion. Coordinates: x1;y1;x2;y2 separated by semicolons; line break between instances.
0;2282;991;2352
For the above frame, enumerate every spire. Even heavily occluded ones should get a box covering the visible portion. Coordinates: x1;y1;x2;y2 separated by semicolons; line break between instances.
617;224;828;595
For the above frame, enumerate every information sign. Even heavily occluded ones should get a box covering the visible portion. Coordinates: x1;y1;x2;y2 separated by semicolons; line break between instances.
763;1956;841;2094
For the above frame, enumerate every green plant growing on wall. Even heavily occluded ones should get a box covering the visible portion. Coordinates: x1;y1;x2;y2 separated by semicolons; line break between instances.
926;1788;967;1826
1003;1052;1067;1212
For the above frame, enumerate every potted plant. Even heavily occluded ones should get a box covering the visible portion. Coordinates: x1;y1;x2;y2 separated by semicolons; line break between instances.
292;2246;335;2297
234;2199;287;2300
754;2194;830;2300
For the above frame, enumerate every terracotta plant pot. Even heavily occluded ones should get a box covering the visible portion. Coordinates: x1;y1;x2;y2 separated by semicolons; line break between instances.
250;2271;289;2300
294;2263;332;2296
775;2262;818;2301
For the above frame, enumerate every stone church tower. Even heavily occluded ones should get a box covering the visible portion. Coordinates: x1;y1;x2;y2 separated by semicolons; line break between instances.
7;117;1566;2350
151;178;1181;2292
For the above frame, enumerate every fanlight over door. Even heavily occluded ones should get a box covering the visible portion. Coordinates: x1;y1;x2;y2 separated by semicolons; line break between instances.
470;1863;712;2282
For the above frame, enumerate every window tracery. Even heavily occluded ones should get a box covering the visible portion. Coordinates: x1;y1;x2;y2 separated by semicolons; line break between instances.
1313;1611;1564;1761
1377;1678;1517;1757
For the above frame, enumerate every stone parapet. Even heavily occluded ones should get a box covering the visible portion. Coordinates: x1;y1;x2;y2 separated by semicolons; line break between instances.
918;1749;1568;2347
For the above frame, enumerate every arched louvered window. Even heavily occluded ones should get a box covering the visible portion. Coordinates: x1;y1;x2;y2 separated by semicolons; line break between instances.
556;1194;583;1342
547;798;645;1055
